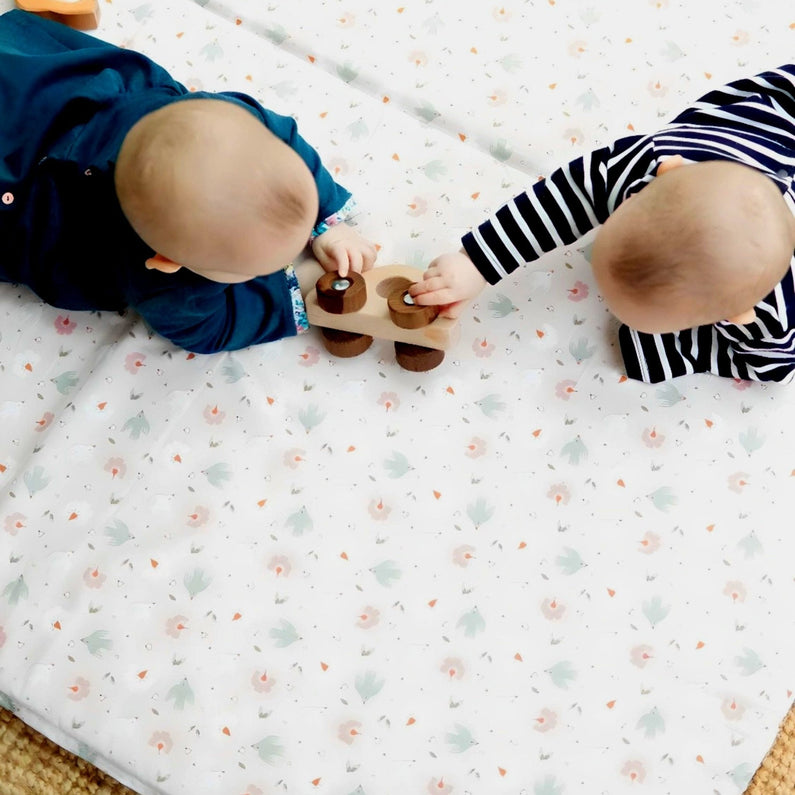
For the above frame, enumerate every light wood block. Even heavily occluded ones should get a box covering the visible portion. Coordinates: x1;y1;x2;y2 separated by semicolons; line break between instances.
305;264;459;352
16;0;100;29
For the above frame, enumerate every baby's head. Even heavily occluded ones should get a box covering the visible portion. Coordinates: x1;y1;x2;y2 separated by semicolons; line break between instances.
591;158;795;333
115;98;319;282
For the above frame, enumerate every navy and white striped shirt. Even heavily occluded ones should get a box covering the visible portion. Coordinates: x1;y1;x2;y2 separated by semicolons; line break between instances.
463;65;795;383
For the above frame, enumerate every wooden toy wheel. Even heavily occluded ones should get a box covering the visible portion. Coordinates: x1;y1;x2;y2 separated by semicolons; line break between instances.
394;341;445;372
320;327;373;358
387;286;439;329
316;272;367;315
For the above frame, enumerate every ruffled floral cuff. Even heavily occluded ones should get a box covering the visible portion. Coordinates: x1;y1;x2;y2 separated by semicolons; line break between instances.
310;196;358;240
284;264;309;335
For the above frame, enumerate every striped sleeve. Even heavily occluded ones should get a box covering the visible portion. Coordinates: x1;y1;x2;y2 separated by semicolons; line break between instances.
462;134;654;284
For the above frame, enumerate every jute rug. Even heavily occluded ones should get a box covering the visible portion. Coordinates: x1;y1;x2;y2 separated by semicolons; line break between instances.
0;704;793;794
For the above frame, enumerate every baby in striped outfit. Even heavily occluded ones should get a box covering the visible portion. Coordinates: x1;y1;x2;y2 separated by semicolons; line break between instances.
410;65;795;383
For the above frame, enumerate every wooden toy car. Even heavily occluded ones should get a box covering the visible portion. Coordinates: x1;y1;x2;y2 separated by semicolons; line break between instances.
304;264;459;371
15;0;100;29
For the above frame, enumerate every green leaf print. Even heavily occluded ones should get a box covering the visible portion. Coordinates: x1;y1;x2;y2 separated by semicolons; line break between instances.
739;427;765;455
184;569;212;599
104;520;132;546
269;619;300;648
569;337;596;364
577;88;600;111
3;576;28;605
355;671;385;703
467;497;495;528
336;62;359;83
499;53;522;73
642;596;670;628
166;678;195;710
737;531;763;559
636;706;665;738
264;25;288;45
346;120;369;140
728;763;755;789
286;506;313;536
489;140;513;162
23;466;50;496
122;411;149;440
371;560;402;588
253;735;285;765
221;357;247;383
203;462;231;488
488;294;517;318
51;370;79;395
534;776;564;795
422;160;447;181
200;40;224;62
649;486;677;512
655;384;684;407
445;724;476;753
298;404;325;433
456;607;486;638
414;101;440;123
560;436;588;465
383;451;411;478
735;647;764;676
556;547;585;575
81;630;112;657
547;660;577;689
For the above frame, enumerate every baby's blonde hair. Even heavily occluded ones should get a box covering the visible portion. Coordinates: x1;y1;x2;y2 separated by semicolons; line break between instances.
115;98;317;271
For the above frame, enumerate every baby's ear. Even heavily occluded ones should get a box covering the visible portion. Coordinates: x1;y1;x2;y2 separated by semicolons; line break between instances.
145;254;182;274
657;155;686;176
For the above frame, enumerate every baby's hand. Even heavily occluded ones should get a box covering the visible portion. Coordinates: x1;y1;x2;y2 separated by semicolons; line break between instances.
312;224;377;278
408;250;487;319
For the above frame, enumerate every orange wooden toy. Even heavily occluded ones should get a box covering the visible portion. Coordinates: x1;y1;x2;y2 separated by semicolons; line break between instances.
15;0;99;30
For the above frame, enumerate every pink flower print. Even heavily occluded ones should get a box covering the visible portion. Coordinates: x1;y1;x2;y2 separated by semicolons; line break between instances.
368;498;391;520
327;158;348;178
492;6;512;22
34;412;54;432
284;449;306;469
408;50;428;67
440;657;465;680
723;580;747;603
407;196;428;217
630;644;654;668
104;457;126;479
473;338;495;357
721;697;745;721
267;555;291;577
336;11;355;27
165;615;189;639
298;346;320;366
533;708;558;733
242;787;264;795
731;29;750;46
638;531;660;554
203;404;225;424
54;315;76;335
567;281;589;302
149;731;173;754
186;506;210;528
4;513;26;536
452;545;475;567
338;720;362;745
427;778;453;795
13;351;39;377
641;427;664;448
621;760;646;783
555;380;577;400
0;626;6;649
124;352;146;374
728;472;750;493
378;392;399;412
547;483;570;506
83;567;106;589
356;606;381;629
251;670;276;694
487;89;508;107
540;598;566;621
732;378;752;391
67;676;90;701
648;79;667;97
465;437;486;458
568;40;587;57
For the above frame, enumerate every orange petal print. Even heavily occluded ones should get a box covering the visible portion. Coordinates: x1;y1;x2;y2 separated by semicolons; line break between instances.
137;670;147;679
407;717;416;725
498;767;507;777
606;700;616;709
514;653;523;661
428;599;437;607
320;662;329;671
53;621;61;630
222;727;231;736
340;552;349;560
433;490;442;500
696;641;705;649
607;588;616;597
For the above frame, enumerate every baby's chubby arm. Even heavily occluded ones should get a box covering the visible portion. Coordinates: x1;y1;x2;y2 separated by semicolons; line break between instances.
408;249;488;319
